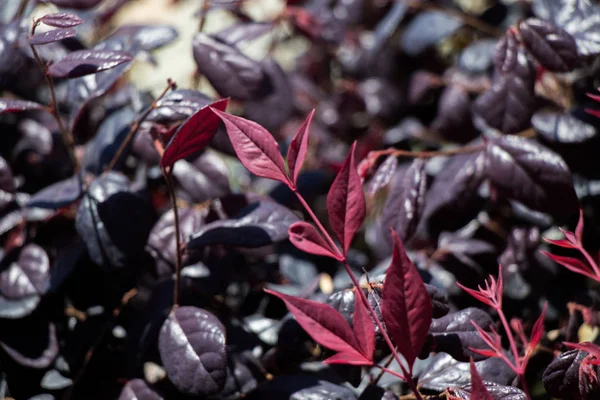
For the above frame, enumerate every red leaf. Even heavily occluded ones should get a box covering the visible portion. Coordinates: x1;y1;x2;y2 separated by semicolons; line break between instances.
564;342;600;360
212;109;290;184
470;358;494;400
322;351;372;366
288;222;342;260
326;142;365;256
456;282;495;308
287;110;314;186
543;238;578;249
469;348;500;358
540;251;598;280
160;99;229;168
524;302;546;365
353;294;374;361
0;99;45;113
264;289;363;356
381;230;432;371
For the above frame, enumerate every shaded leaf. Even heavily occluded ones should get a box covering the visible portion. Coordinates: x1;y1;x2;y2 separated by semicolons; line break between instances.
485;135;579;220
1;323;58;368
47;0;103;9
289;221;342;260
0;99;45;113
287;110;314;187
172;151;231;203
215;22;273;45
38;13;83;28
519;18;578;72
447;381;526;399
494;30;535;79
382;231;432;370
532;111;596;143
161;98;229;168
400;11;462;56
0;244;50;299
48;49;133;79
159;307;227;396
147;89;211;123
29;28;76;45
41;370;72;390
327;143;365;256
543;348;600;400
469;358;494;399
0;156;15;209
118;379;163;400
187;200;299;248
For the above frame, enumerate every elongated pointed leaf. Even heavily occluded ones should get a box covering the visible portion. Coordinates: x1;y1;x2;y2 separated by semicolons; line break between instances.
212;109;289;184
289;221;342;260
540;251;596;279
48;50;133;79
381;230;432;371
29;28;76;45
470;358;494;400
564;342;600;360
327;142;365;256
0;99;45;113
353;294;374;361
322;351;371;366
38;13;83;28
161;98;229;168
265;289;364;357
287;110;314;186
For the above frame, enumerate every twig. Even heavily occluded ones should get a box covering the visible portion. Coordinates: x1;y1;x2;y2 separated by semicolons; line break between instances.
162;166;182;307
16;0;29;19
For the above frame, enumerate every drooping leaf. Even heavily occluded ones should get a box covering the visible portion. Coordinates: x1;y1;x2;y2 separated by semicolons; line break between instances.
543;348;600;399
519;18;578;72
327;142;365;256
484;135;579;220
431;85;477;144
289;221;342;260
0;99;45;113
287;110;314;187
265;289;369;365
29;28;76;45
48;49;133;79
382;230;433;370
399;11;462;56
158;306;227;396
532;111;597;143
429;308;494;362
192;33;266;100
38;13;83;28
212;109;289;184
380;158;427;244
160;98;229;168
187;200;299;248
0;244;50;299
352;294;374;361
118;379;163;400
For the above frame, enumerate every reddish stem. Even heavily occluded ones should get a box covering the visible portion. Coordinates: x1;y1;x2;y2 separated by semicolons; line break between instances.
578;245;600;277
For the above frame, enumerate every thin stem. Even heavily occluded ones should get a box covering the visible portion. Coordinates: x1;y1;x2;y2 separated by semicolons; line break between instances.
498;308;521;371
105;80;175;172
198;0;211;32
16;0;29;19
578;246;600;277
373;365;406;381
162;167;182;307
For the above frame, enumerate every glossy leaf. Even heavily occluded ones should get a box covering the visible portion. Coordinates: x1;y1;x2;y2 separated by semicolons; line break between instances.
215;22;273;45
48;50;133;79
108;25;178;51
187;200;299;248
38;13;83;28
380;159;427;244
0;99;45;113
494;30;536;79
382;230;433;370
287;110;314;186
532;111;596;143
212;109;289;184
289;221;342;260
0;244;50;299
159;306;227;396
447;381;526;399
160;98;229;168
485;135;579;220
252;375;357;400
172;151;231;203
400;11;462;56
192;33;266;100
327;143;365;256
543;348;600;399
29;28;76;45
519;18;578;72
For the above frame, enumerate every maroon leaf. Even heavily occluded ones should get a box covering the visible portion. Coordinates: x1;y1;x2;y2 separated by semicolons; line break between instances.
38;13;84;28
48;50;133;79
327;142;365;256
211;109;289;184
519;18;578;73
494;30;535;79
29;28;76;45
381;230;432;371
0;99;45;113
160;98;229;168
322;351;371;366
47;0;103;9
564;342;600;360
470;358;494;400
353;295;374;361
288;221;342;260
264;289;368;363
287;110;314;187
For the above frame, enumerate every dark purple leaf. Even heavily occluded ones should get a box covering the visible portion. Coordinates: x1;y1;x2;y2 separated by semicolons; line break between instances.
494;30;536;79
519;18;578;72
212;109;289;184
215;22;273;45
47;0;103;9
459;39;498;75
0;210;23;237
429;308;494;362
48;50;133;79
172;151;231;203
0;99;45;113
532;111;596;143
187;200;299;248
448;381;526;399
408;71;441;105
543;348;600;399
0;157;15;209
485;135;579;219
356;78;405;122
400;11;462;56
118;379;162;400
0;323;57;368
366;155;398;196
192;33;266;100
418;353;517;392
29;28;76;45
382;230;432;370
380;159;427;244
0;244;50;299
431;85;477;143
289;221;343;260
473;73;536;134
161;98;229;168
147;89;211;123
327;143;365;256
252;375;357;400
159;306;227;396
38;13;83;28
287;110;314;187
